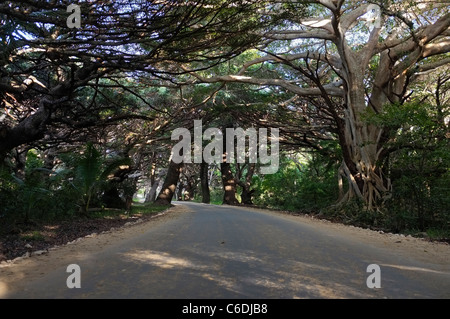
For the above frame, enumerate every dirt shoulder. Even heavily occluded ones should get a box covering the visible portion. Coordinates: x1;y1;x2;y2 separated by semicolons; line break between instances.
0;205;173;262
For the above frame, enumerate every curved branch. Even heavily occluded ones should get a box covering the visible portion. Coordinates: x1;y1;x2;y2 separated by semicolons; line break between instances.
317;0;338;11
265;29;335;41
377;12;450;58
340;4;370;34
236;51;342;75
180;66;344;97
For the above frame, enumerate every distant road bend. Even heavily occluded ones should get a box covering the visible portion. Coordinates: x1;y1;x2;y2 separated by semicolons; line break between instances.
2;201;450;298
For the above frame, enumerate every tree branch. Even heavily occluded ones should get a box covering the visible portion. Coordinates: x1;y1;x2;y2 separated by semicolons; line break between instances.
180;65;344;97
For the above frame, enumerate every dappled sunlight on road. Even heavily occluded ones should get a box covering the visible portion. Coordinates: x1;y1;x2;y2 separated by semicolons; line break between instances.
121;247;375;298
267;269;370;299
194;247;371;298
285;259;348;274
208;250;264;263
123;250;205;270
199;273;245;296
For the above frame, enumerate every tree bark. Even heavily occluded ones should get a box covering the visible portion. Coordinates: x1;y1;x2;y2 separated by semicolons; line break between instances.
183;179;196;200
145;178;161;203
200;161;210;204
221;161;239;205
220;127;239;205
176;183;184;201
154;160;183;205
0;107;51;156
336;51;393;210
239;163;256;205
144;159;158;203
240;187;254;205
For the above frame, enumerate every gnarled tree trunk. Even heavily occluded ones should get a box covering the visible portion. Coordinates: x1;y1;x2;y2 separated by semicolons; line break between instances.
154;160;183;205
337;52;394;211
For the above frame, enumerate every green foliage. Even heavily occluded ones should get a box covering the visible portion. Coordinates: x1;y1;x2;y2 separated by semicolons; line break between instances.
0;143;133;222
130;203;171;215
77;143;103;210
12;150;53;221
253;154;339;212
62;143;132;213
0;149;79;222
364;102;450;235
0;164;19;219
196;187;224;205
323;198;384;228
20;230;45;242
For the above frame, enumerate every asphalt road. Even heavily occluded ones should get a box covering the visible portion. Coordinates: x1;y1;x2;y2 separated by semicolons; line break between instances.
4;202;450;298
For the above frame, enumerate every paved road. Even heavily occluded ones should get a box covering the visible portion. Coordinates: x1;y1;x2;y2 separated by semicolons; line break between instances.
4;202;450;298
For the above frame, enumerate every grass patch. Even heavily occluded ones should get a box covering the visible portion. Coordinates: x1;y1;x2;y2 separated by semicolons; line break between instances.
426;228;450;241
86;203;171;219
88;208;127;219
130;203;171;215
20;230;45;241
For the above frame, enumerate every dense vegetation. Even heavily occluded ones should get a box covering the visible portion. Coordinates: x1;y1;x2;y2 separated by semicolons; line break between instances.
0;0;448;247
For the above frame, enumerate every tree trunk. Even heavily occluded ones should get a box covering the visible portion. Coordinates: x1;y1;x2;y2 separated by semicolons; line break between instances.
239;163;255;205
123;178;138;211
337;64;392;211
200;161;210;204
241;187;254;205
154;160;183;205
176;183;184;201
0;107;51;156
184;180;195;201
144;160;159;203
221;161;239;205
220;124;239;205
145;178;161;203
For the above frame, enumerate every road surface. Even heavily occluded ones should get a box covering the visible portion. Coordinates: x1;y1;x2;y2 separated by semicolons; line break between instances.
2;202;450;298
